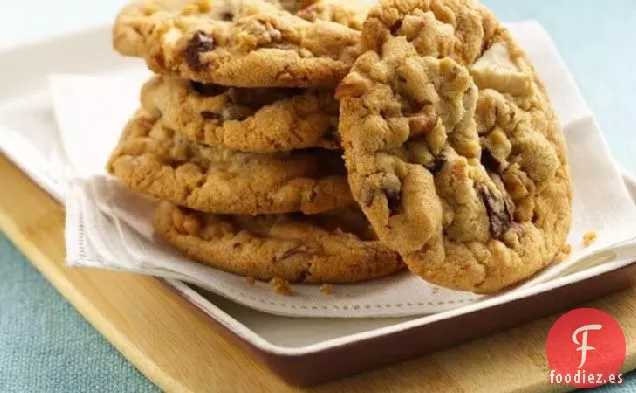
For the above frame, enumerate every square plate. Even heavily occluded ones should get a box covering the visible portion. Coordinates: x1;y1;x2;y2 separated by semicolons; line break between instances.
1;24;635;386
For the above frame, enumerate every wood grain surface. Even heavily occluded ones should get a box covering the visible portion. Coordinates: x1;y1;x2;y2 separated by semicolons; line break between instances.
0;152;635;393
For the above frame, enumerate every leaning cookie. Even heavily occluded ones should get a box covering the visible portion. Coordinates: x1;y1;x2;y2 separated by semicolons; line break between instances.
141;76;340;153
154;202;405;283
336;0;572;293
114;0;362;87
107;110;353;215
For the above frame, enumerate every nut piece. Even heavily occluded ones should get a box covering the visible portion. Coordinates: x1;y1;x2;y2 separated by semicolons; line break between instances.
582;232;597;247
320;284;333;295
555;243;572;263
407;113;438;138
270;277;292;296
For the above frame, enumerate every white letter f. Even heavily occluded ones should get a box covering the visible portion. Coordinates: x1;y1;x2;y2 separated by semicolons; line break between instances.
572;324;602;369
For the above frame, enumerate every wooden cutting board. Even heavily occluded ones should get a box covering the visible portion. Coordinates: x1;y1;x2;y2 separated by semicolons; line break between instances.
1;152;635;393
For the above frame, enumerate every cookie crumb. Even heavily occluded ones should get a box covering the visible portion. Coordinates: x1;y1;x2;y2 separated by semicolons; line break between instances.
582;232;597;247
245;276;256;285
561;243;572;255
555;243;572;263
320;284;333;295
270;277;292;296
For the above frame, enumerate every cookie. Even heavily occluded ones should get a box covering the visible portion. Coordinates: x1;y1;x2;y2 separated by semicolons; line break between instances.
336;0;572;293
107;110;353;215
141;76;340;152
113;0;236;57
114;0;362;87
113;0;308;56
154;201;405;283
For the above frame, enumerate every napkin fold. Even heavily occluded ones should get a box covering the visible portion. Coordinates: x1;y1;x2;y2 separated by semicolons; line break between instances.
52;21;636;318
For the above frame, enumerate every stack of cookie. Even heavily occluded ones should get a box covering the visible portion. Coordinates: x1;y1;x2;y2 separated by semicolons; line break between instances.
108;0;573;294
107;0;406;287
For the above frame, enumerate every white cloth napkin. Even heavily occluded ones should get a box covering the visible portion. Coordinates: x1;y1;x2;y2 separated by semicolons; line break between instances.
52;21;636;318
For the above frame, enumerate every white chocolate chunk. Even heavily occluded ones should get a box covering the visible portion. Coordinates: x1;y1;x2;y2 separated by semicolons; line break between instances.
470;43;531;96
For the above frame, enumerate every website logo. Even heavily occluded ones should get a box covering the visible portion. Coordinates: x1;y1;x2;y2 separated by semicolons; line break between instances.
546;308;626;388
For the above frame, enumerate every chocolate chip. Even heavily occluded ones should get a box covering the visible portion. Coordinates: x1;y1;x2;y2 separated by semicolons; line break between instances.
201;111;223;121
296;270;310;283
189;81;225;96
324;126;341;145
221;11;233;21
427;155;445;174
385;187;402;216
481;148;502;173
295;262;312;283
228;87;302;108
185;31;215;71
532;211;540;224
363;190;375;207
390;20;403;34
478;184;512;239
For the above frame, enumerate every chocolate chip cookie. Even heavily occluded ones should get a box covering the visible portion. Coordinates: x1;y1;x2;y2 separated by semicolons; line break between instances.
154;201;405;283
107;110;353;214
113;0;237;57
336;0;572;293
114;0;363;87
141;76;340;152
